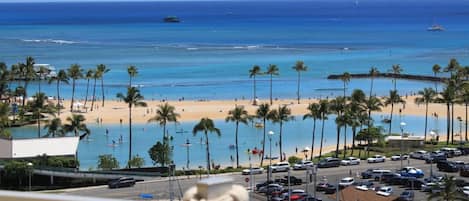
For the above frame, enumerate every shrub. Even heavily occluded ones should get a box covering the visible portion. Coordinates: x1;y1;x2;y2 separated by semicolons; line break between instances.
97;154;119;170
288;156;301;165
127;155;145;168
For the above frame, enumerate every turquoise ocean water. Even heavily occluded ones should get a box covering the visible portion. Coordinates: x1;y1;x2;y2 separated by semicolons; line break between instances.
1;0;467;169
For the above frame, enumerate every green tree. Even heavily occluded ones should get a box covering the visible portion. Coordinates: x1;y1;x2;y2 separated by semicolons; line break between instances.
97;64;110;107
0;102;11;138
90;66;101;112
256;103;271;166
249;65;262;105
444;58;460;77
116;87;147;166
83;69;94;107
27;92;56;138
67;64;83;112
433;64;442;93
4;160;30;186
303;103;321;161
318;99;330;159
269;105;294;161
148;141;171;166
19;57;37;107
127;155;145;168
0;62;10;99
44;118;65;137
435;86;456;145
148;103;179;166
48;69;69;116
193;117;221;175
292;61;308;104
340;72;351;97
63;114;89;137
266;64;279;105
127;65;138;87
459;87;469;141
384;90;406;135
369;67;379;97
329;97;346;158
427;175;468;201
390;64;402;90
415;88;437;142
225;105;250;168
97;154;119;170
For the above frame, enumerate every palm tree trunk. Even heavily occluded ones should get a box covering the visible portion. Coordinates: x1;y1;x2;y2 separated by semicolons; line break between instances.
451;103;454;144
205;131;211;175
101;78;105;107
128;105;132;168
335;124;340;158
37;115;41;138
253;76;256;105
466;103;468;141
319;118;325;159
297;72;300;104
310;119;317;161
424;102;429;142
162;122;167;167
447;103;450;145
56;80;60;116
84;78;90;107
351;127;356;156
279;121;283;161
343;124;347;159
260;118;266;166
235;121;239;168
388;103;394;135
70;79;75;112
23;80;29;107
369;78;374;98
343;82;346;97
270;74;273;105
91;78;97;112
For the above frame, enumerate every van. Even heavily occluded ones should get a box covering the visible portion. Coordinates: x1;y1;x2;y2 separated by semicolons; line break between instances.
371;169;392;180
317;157;340;168
270;162;290;172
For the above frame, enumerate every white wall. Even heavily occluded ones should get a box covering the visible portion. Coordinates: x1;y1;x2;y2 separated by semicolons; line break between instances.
2;137;79;158
0;138;12;158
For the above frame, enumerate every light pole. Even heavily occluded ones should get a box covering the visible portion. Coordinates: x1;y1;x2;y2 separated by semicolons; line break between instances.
181;139;192;170
27;162;33;191
429;130;436;179
400;122;406;170
268;130;274;181
458;116;463;147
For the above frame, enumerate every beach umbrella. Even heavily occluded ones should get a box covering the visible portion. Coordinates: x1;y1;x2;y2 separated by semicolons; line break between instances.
303;146;311;152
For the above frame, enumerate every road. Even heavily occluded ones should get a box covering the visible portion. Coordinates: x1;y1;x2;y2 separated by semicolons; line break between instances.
61;155;469;200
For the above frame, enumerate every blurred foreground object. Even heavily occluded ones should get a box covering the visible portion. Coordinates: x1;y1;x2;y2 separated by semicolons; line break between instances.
183;177;248;201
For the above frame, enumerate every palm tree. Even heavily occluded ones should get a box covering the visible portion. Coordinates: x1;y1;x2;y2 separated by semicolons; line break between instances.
20;57;37;107
28;92;55;138
292;61;308;104
256;103;271;166
390;64;402;90
269;105;294;161
148;103;180;166
249;65;262;105
97;64;110;107
384;90;406;135
369;67;379;97
349;89;366;155
427;175;468;201
63;114;88;137
266;64;279;105
44;118;65;137
127;65;138;87
193;118;221;175
0;102;11;136
303;103;321;161
83;69;94;107
365;96;383;127
340;72;351;97
444;58;460;77
116;87;147;165
433;64;441;93
67;64;83;112
225;105;250;167
435;86;456;145
318;99;330;159
36;65;49;93
459;87;469;141
329;97;346;158
90;67;101;112
48;69;69;116
415;88;437;142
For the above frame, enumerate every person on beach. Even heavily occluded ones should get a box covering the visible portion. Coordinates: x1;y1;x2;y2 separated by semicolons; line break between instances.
112;140;116;146
119;135;123;143
120;119;123;125
105;128;109;135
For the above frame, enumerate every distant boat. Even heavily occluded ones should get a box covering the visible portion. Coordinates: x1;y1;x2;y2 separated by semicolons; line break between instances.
427;24;444;31
164;16;180;23
254;122;264;128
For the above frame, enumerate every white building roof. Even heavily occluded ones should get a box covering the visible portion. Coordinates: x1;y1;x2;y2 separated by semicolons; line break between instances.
0;137;79;158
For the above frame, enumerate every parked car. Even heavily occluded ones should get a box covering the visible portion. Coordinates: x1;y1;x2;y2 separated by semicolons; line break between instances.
293;160;314;170
361;169;376;179
340;157;360;165
399;167;424;178
367;155;386;163
453;161;466;170
353;181;374;191
108;177;136;189
275;176;303;185
410;150;428;159
461;186;469;196
376;172;401;183
256;180;274;191
437;161;459;172
242;167;264;175
421;182;444;193
441;147;462;158
461;164;469;177
376;186;393;197
391;154;409;161
425;152;447;163
316;182;333;192
270;162;290;172
338;177;355;188
404;178;425;190
399;190;414;201
258;184;283;195
324;184;337;194
317;157;340;168
457;147;469;155
389;176;412;186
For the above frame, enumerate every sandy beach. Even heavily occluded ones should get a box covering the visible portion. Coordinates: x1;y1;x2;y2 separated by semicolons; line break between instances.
57;95;462;128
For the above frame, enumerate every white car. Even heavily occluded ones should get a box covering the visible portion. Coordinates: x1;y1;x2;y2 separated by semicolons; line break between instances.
338;177;355;187
376;186;393;197
461;186;469;196
293;160;314;170
367;155;386;163
340;157;360;165
410;150;428;159
391;154;409;161
242;167;264;175
270;162;290;172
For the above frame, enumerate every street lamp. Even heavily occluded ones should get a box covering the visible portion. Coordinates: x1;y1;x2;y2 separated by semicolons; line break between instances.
400;122;406;170
27;162;33;191
181;139;192;170
458;117;463;147
268;130;275;181
429;130;436;178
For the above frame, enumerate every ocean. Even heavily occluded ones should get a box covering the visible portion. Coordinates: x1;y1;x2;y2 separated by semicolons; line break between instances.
1;0;469;101
1;0;467;169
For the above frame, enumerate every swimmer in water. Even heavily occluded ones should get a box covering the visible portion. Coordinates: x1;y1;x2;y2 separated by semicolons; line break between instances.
105;128;109;135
